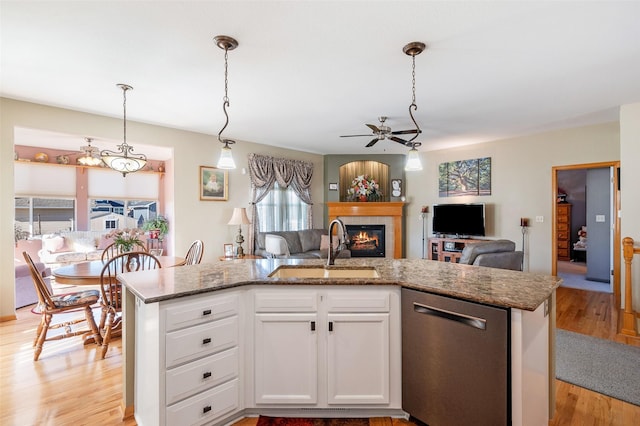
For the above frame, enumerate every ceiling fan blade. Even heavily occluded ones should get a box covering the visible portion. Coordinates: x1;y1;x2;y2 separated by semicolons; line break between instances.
390;136;410;146
391;129;421;135
365;138;379;147
366;124;380;133
340;134;375;138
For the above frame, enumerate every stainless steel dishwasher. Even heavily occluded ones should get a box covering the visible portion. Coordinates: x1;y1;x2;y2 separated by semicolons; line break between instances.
402;288;510;426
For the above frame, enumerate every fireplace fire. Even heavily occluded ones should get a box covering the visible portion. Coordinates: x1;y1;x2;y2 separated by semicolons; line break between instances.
346;225;385;258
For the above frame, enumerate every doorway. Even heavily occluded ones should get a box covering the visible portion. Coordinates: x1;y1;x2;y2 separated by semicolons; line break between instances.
552;162;621;306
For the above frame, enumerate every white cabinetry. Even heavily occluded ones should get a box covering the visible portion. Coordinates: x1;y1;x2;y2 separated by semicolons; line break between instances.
134;289;242;426
251;286;400;409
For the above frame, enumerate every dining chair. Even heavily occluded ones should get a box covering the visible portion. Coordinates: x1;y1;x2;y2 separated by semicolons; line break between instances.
22;251;102;361
99;251;161;359
101;241;147;262
179;240;204;265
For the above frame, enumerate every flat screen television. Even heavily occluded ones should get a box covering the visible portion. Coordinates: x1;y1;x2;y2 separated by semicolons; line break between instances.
432;203;486;237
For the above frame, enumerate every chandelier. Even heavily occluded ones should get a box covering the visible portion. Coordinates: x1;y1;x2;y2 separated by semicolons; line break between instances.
100;84;147;177
77;137;102;166
214;35;239;170
402;42;425;172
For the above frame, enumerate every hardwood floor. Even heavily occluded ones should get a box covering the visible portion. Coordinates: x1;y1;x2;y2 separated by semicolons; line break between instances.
1;286;638;425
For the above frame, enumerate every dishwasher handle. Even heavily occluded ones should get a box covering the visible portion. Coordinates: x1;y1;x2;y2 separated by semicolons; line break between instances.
413;302;487;330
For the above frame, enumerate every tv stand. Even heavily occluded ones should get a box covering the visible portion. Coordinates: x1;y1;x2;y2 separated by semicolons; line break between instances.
428;237;485;263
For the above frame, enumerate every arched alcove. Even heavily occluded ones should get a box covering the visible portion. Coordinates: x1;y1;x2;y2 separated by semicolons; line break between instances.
339;160;389;202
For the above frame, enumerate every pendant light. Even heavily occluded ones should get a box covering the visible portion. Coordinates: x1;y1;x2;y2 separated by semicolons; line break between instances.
77;137;102;166
100;84;147;177
214;35;239;170
402;42;426;172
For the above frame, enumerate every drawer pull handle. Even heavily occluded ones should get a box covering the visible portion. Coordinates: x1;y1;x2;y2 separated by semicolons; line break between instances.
203;371;212;379
202;337;212;345
328;321;333;332
310;321;316;331
202;309;212;316
203;405;212;414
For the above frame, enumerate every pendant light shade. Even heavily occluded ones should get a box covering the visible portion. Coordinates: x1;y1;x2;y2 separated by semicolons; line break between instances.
405;144;423;171
100;84;147;177
77;137;102;166
214;35;239;170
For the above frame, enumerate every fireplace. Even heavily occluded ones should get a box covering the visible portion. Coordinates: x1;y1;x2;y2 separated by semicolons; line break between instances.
346;225;385;258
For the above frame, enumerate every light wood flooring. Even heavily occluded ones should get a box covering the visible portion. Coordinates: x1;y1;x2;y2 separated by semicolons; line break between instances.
1;286;639;426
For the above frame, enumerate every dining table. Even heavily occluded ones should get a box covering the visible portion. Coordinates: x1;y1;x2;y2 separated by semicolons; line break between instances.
52;256;185;285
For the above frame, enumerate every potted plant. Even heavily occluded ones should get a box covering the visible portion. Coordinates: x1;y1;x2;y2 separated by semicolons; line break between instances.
143;215;169;241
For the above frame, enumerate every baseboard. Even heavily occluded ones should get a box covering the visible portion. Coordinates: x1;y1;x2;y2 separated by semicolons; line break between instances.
0;314;17;322
120;401;135;421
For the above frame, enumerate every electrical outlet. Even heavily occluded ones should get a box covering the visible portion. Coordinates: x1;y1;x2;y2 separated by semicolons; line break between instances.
535;216;544;223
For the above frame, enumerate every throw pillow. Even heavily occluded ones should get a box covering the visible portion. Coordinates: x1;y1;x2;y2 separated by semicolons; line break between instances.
42;235;65;253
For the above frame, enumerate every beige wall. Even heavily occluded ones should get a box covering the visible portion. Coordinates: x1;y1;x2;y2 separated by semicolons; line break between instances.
403;122;621;274
620;103;640;317
0;98;324;319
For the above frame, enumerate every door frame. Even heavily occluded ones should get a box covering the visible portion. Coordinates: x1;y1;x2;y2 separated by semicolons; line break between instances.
552;161;621;306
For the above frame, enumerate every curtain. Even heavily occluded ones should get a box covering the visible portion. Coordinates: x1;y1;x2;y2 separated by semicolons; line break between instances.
247;153;314;253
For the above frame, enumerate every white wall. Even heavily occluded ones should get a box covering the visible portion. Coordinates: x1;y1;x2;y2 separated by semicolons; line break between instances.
0;98;324;319
404;122;620;274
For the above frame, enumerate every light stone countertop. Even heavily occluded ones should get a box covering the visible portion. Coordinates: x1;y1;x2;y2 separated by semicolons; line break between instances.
119;258;562;311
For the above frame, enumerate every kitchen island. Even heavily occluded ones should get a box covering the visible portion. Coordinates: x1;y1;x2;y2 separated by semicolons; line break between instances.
119;258;561;426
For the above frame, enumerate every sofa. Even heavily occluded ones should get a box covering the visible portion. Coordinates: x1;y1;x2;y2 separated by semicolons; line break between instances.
254;228;351;259
15;261;52;309
458;239;523;271
37;231;111;266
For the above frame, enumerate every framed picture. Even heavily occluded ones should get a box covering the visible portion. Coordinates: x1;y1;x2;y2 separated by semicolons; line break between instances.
200;166;228;201
329;182;338;191
391;179;402;197
224;243;234;258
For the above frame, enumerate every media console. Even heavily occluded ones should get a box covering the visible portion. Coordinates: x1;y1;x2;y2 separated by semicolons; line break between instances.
428;237;485;263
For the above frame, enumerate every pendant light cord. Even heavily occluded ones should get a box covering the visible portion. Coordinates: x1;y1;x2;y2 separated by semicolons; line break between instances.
217;47;232;145
407;54;421;145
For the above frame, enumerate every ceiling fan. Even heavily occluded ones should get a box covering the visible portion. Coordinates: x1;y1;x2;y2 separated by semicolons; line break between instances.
340;116;421;147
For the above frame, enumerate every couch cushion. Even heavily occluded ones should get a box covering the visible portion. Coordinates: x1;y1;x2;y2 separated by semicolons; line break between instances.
459;239;516;265
299;229;325;252
42;235;67;253
256;231;303;254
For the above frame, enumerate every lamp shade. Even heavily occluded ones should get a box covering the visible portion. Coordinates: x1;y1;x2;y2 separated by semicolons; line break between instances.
228;207;251;225
217;144;236;169
405;147;423;171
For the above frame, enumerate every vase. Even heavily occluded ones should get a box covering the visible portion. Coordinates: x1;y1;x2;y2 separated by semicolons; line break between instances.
359;195;368;202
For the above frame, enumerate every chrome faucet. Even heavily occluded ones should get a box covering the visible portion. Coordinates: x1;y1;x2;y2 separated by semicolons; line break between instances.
327;219;349;266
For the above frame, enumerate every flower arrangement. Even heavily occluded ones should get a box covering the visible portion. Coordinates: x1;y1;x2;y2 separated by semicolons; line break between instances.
347;174;382;201
106;228;145;252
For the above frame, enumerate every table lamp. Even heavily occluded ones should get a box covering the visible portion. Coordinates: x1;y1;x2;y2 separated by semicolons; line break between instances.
228;207;251;257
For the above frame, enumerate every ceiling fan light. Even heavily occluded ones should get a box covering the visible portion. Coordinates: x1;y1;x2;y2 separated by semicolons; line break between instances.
216;143;236;169
405;147;423;171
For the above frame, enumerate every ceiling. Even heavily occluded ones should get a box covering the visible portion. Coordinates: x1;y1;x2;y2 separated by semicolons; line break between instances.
2;1;640;158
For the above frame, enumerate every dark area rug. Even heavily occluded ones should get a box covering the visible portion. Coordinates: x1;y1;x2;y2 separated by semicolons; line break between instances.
556;329;640;406
256;416;371;426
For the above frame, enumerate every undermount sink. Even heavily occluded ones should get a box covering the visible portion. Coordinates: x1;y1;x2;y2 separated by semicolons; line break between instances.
268;265;380;279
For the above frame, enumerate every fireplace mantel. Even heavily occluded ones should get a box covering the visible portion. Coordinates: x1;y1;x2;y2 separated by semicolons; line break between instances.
327;202;405;258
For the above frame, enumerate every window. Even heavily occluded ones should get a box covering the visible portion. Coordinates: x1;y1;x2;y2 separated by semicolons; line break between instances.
89;199;158;231
14;197;76;236
256;183;309;232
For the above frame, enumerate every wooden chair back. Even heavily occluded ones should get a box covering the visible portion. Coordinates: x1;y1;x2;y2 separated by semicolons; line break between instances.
22;251;55;310
100;251;161;311
183;240;204;265
101;241;147;261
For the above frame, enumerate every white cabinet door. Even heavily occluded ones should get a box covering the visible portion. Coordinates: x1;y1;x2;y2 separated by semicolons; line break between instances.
326;313;390;405
254;313;318;404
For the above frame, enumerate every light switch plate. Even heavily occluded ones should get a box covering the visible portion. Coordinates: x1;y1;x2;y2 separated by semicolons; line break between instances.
536;216;544;223
596;214;606;222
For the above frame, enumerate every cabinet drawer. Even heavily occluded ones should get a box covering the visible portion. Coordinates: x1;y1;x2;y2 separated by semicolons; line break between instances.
557;231;568;240
255;290;318;312
326;290;390;312
558;249;570;257
166;316;238;368
166;378;239;426
165;293;238;332
557;222;569;232
557;241;569;249
166;347;239;405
